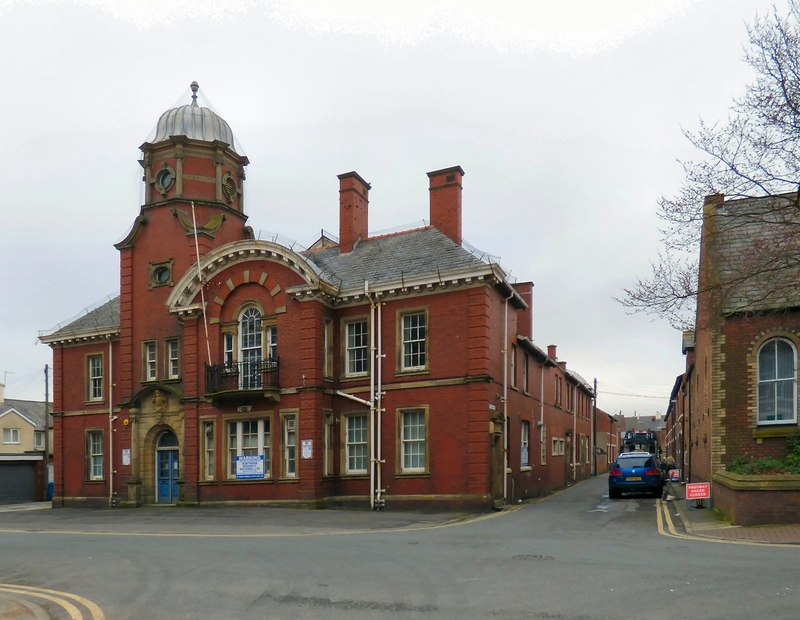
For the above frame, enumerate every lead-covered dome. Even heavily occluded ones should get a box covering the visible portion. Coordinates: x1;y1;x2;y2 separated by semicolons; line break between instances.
149;81;238;153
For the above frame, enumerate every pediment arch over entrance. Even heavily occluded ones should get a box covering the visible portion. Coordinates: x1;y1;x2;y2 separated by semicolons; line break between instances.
166;240;325;316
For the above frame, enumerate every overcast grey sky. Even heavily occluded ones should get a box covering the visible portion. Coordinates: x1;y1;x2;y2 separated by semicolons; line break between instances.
0;0;774;417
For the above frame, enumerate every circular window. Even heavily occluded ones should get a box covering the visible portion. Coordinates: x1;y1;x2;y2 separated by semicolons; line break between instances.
222;173;237;201
155;167;175;193
151;264;172;288
154;266;170;284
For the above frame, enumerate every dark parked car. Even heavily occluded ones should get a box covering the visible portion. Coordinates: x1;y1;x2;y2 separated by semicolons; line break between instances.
608;451;664;499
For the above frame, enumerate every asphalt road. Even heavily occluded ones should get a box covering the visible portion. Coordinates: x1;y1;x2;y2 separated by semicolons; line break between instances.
1;475;797;619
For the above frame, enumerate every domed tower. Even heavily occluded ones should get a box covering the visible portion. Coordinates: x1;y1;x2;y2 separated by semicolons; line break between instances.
114;82;253;422
140;81;249;211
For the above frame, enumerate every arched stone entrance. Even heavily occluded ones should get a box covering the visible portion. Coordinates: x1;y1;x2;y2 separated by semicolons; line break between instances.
155;429;180;504
126;387;185;506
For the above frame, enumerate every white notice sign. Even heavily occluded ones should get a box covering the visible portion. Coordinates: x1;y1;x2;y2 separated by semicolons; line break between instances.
236;454;265;479
122;449;131;466
301;439;313;459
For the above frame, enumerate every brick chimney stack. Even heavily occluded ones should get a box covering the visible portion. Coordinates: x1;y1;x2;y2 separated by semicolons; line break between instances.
427;165;464;245
547;345;557;360
338;171;371;253
514;282;534;340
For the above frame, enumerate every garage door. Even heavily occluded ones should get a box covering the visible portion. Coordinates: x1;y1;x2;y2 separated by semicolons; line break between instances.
0;462;36;503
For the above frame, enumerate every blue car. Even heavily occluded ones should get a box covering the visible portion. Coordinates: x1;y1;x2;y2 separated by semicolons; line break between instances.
608;452;663;499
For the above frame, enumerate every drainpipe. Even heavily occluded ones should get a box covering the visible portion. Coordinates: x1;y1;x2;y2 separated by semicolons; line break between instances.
44;365;50;502
572;384;577;482
680;393;686;483
502;290;514;503
592;378;597;476
687;376;692;483
107;336;115;508
539;363;545;456
367;281;375;510
375;299;384;509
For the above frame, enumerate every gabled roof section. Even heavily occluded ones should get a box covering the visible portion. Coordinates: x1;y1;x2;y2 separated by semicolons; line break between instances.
0;400;48;429
39;296;120;345
710;193;800;314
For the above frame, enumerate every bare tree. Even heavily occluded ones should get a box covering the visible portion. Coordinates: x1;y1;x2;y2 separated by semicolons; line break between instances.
620;1;800;329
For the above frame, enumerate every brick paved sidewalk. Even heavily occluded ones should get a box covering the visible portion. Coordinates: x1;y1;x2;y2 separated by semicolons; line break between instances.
664;481;800;545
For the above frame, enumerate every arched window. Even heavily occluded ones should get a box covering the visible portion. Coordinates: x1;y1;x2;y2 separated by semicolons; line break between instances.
758;338;797;424
240;307;263;389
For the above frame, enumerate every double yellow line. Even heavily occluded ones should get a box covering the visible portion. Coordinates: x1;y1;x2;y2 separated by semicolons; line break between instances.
655;500;796;548
0;584;104;620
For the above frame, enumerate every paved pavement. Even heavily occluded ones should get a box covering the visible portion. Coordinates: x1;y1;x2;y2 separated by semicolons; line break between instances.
662;480;800;545
0;501;476;537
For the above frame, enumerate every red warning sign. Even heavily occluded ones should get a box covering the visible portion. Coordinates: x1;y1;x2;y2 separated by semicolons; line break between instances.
686;482;711;500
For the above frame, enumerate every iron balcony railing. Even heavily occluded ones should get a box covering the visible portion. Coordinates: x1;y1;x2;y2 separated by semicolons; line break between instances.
205;358;280;394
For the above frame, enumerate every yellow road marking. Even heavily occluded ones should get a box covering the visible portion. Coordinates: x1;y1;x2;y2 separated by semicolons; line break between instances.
0;584;105;620
655;500;797;549
1;586;82;620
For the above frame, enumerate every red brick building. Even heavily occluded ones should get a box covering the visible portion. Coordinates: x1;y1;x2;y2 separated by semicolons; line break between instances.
40;84;603;510
672;193;800;524
594;407;617;475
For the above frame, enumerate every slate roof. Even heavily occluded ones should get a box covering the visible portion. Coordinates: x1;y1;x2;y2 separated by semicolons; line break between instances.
305;227;491;291
41;228;502;342
40;296;120;343
711;193;800;314
0;399;49;429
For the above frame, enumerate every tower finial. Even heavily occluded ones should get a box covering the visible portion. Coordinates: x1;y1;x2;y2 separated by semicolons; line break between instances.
190;81;199;106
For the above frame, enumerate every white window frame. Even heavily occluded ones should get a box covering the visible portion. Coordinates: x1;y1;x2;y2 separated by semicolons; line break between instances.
165;338;180;380
143;340;158;382
223;332;235;368
267;325;278;361
34;430;45;450
757;337;798;424
87;354;104;402
400;310;428;372
87;430;104;480
227;418;270;479
521;420;530;467
345;414;369;474
2;428;20;444
282;413;297;478
399;408;427;473
202;420;215;481
345;319;369;377
240;307;263;389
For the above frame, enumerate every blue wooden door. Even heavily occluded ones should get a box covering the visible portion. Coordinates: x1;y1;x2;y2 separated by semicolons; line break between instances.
157;450;179;504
